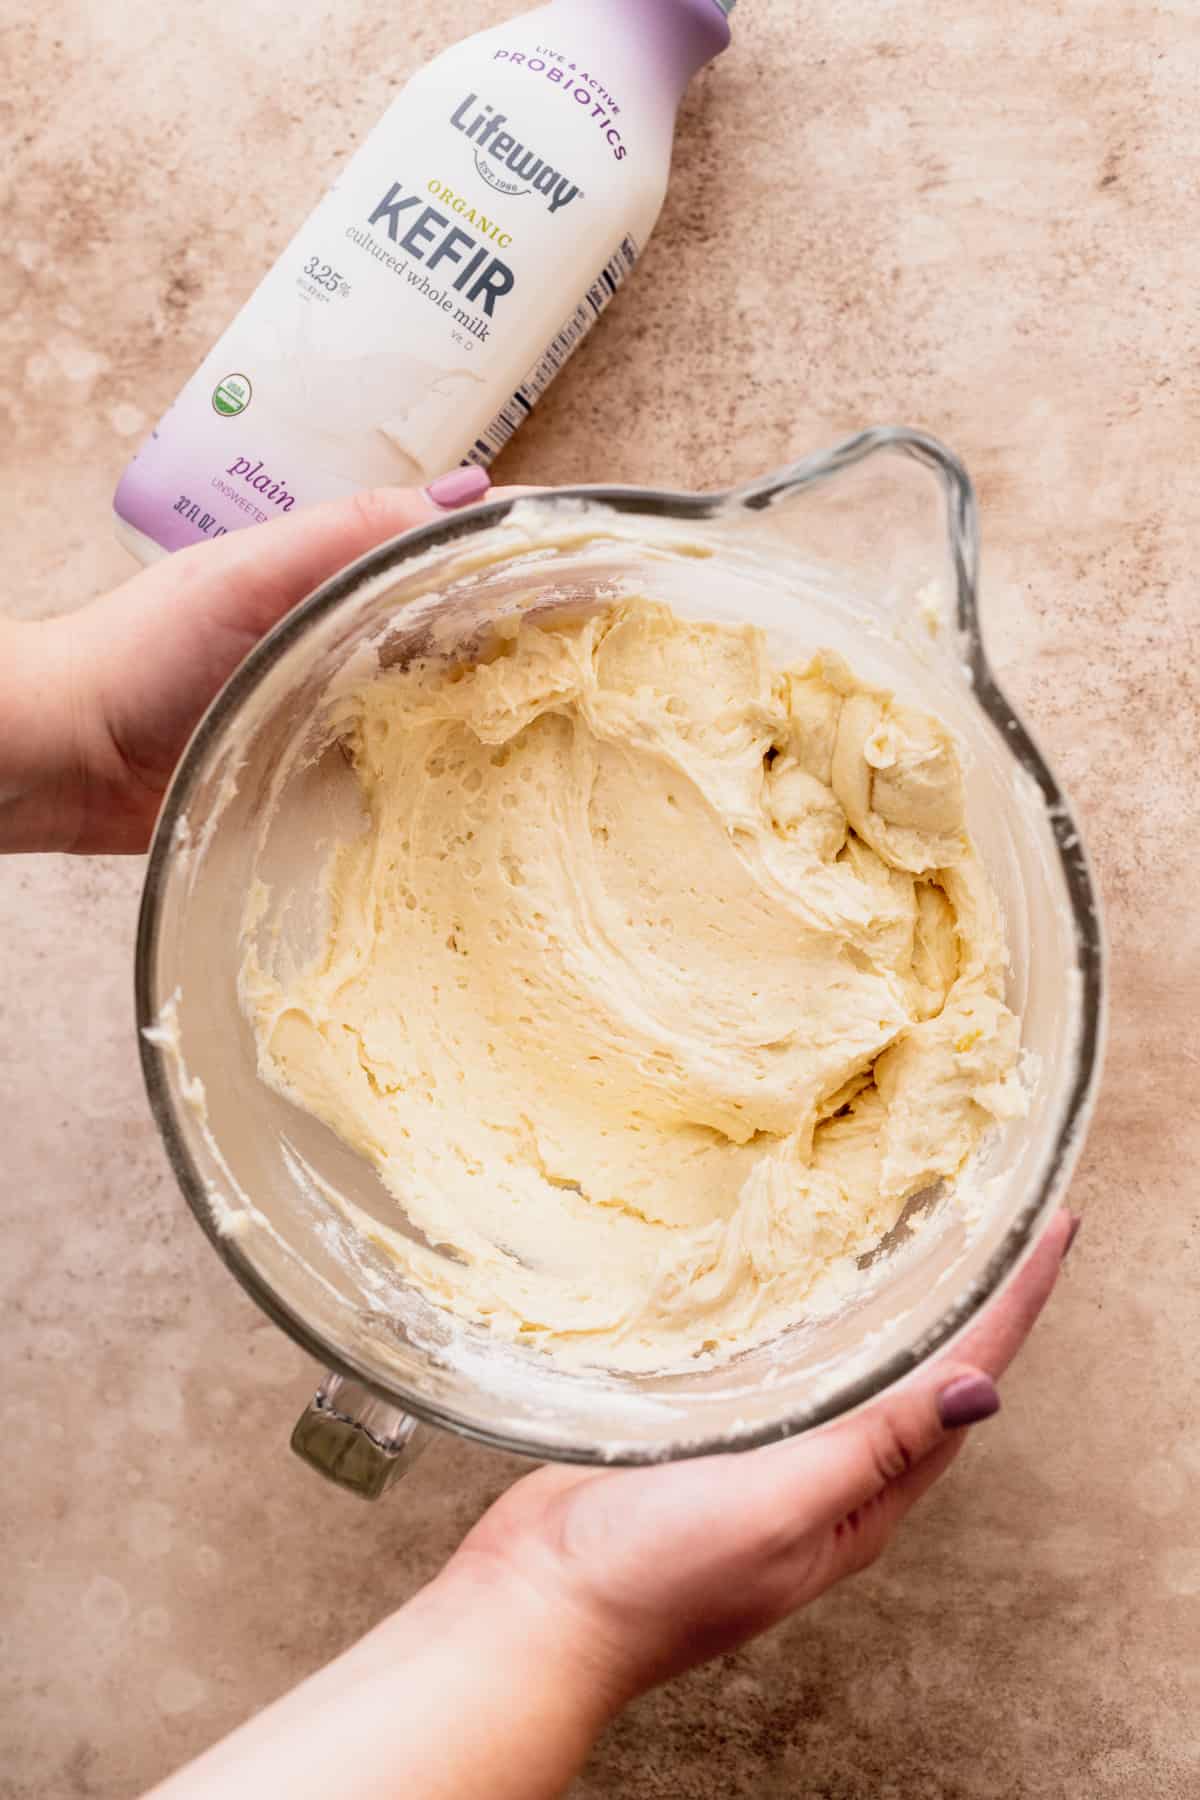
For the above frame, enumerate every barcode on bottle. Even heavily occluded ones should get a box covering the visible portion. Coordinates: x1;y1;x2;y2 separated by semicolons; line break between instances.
467;236;640;465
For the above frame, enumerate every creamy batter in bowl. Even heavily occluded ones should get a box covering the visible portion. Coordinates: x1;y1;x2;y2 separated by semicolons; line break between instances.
136;429;1105;1490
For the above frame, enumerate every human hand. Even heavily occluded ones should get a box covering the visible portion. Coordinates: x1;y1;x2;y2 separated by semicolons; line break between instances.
1;468;508;854
149;1214;1075;1800
459;1208;1076;1703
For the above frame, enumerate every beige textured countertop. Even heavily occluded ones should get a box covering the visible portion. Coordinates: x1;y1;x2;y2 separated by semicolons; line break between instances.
3;1;1197;1794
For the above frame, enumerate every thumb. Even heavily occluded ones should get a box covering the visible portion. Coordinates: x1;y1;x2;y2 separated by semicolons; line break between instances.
774;1204;1073;1534
103;469;531;655
64;473;533;825
735;1360;998;1550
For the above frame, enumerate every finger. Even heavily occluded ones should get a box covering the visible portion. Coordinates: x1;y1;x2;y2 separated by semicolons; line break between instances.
109;473;535;649
944;1204;1075;1381
815;1239;1071;1593
815;1433;964;1589
852;1218;1068;1557
756;1205;1075;1536
506;1208;1076;1578
63;476;536;818
496;1357;991;1608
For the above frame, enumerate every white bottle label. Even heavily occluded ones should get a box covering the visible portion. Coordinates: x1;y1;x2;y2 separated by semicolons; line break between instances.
114;32;662;554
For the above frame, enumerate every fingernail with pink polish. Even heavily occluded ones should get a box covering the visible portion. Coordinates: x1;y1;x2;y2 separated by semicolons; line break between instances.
1064;1213;1082;1258
425;465;491;509
938;1373;1001;1430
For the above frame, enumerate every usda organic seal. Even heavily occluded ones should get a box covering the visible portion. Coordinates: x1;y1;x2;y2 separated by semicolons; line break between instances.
212;374;252;417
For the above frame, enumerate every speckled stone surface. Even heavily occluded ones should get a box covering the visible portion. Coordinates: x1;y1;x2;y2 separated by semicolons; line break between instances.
3;1;1198;1795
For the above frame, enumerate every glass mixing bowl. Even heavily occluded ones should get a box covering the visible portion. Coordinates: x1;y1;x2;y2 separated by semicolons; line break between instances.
136;428;1105;1497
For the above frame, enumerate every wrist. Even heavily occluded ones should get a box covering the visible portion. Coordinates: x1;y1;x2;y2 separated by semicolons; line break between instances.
0;610;158;855
345;1542;630;1799
0;616;85;853
153;1540;626;1800
405;1544;631;1727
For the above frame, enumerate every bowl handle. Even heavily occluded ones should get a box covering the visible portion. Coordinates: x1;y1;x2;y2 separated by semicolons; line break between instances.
290;1371;431;1499
723;426;981;645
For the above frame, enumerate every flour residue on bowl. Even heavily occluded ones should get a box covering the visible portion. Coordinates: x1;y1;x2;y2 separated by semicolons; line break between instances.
239;596;1026;1373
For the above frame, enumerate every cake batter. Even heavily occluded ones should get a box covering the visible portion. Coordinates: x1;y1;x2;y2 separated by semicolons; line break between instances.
240;598;1025;1371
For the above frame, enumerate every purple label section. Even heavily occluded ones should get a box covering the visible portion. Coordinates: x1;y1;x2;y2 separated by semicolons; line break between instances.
491;47;631;161
113;392;355;553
